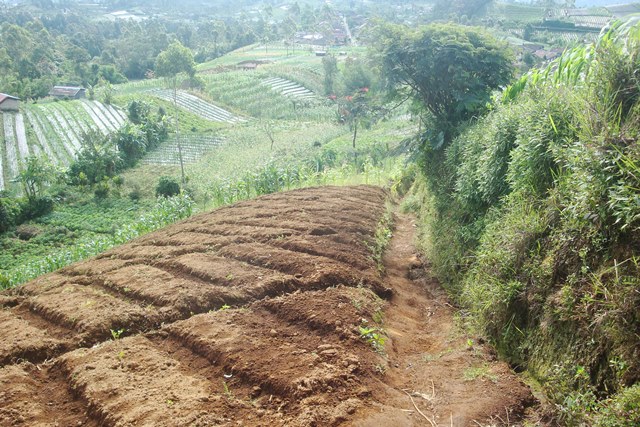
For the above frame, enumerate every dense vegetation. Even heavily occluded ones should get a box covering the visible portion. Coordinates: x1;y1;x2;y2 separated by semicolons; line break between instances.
399;22;640;425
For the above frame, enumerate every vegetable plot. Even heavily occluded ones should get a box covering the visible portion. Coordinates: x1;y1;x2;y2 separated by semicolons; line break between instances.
24;110;73;165
23;100;127;165
148;89;243;124
202;72;332;120
2;113;21;189
261;77;315;100
142;134;225;165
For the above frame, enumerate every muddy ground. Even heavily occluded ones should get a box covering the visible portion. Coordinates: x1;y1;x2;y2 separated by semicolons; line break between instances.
0;186;536;426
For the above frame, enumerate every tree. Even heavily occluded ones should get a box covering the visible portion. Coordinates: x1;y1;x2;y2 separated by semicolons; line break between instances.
322;54;338;95
156;176;181;198
338;87;385;150
342;57;376;94
155;41;196;187
377;23;514;144
17;156;57;201
68;130;121;186
260;120;276;150
211;20;226;55
114;124;147;168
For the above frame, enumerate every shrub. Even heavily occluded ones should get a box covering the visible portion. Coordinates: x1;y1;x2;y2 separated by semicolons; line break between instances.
19;196;53;221
0;198;21;233
595;384;640;427
128;185;142;202
156;176;181;198
94;181;111;200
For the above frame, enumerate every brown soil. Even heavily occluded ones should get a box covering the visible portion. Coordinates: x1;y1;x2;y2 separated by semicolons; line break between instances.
0;186;537;426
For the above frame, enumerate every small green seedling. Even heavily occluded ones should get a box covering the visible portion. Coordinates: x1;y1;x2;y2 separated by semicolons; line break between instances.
222;381;233;398
372;310;384;325
111;328;124;340
358;324;387;353
219;304;231;311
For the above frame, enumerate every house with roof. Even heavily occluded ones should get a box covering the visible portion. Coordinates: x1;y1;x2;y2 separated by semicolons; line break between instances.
49;86;86;100
0;93;20;111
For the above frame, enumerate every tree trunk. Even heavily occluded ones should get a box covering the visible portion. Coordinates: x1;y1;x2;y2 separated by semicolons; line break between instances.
352;120;358;149
173;80;186;188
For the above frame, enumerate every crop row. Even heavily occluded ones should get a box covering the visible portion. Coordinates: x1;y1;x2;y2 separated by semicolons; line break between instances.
149;89;242;124
142;134;225;166
24;110;72;166
0;99;129;191
22;100;127;168
261;77;315;100
492;3;545;22
265;64;325;95
570;16;610;28
1;194;194;288
0;115;6;190
114;78;164;94
3;114;21;188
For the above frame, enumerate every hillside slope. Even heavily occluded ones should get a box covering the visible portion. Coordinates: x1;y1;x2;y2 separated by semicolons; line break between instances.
0;186;534;425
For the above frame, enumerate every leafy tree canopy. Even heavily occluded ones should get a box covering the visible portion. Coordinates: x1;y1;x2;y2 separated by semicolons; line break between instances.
155;40;196;80
375;22;514;142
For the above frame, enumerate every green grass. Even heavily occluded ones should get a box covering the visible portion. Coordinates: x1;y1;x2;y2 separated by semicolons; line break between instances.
462;365;498;382
197;43;367;73
123;117;414;207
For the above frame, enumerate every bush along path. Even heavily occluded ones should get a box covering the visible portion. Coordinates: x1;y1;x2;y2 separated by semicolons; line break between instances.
353;211;538;426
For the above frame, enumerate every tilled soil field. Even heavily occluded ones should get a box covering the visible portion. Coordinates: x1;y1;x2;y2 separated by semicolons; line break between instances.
1;185;536;426
0;186;394;426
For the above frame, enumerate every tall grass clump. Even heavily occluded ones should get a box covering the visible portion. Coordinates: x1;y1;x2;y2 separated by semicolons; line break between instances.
408;22;640;424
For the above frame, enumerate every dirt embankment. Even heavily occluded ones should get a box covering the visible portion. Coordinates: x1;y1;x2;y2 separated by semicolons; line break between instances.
0;186;536;426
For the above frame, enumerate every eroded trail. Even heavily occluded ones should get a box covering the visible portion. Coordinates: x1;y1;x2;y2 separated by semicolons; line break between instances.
353;213;535;426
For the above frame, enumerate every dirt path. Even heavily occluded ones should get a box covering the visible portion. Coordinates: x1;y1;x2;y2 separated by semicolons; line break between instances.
353;212;535;426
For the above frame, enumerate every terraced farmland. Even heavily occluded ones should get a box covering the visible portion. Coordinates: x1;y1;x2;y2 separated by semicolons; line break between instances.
261;77;316;100
141;134;225;165
202;71;333;121
148;89;243;124
0;186;393;426
0;101;128;191
1;112;27;190
492;2;545;22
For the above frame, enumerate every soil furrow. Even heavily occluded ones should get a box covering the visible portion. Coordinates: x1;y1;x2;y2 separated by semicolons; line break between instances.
0;185;398;426
267;237;373;271
24;281;165;345
96;243;210;261
216;242;389;296
0;307;71;366
0;362;96;426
